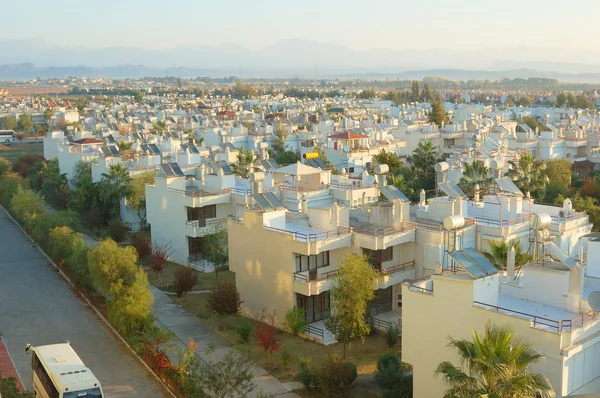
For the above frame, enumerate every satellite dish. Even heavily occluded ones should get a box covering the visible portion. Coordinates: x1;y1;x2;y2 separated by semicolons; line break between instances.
589;291;600;312
343;146;350;153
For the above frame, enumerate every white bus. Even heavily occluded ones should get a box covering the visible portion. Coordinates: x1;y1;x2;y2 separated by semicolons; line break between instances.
25;342;103;398
0;130;16;143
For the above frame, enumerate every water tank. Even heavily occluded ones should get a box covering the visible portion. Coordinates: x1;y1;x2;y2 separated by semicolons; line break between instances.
250;172;265;182
375;164;389;175
443;215;465;230
529;213;551;230
434;162;449;172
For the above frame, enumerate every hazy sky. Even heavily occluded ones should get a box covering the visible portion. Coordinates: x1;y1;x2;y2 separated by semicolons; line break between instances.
4;0;598;51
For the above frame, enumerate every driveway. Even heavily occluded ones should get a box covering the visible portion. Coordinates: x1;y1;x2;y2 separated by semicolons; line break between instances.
0;210;168;397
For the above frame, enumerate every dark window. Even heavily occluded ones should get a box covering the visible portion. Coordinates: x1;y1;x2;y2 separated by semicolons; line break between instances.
187;205;217;227
33;353;59;398
363;247;393;270
294;252;330;272
369;286;393;315
296;291;331;323
188;236;205;260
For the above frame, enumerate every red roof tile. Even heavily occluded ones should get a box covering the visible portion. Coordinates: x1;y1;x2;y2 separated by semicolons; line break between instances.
329;131;366;140
73;138;102;144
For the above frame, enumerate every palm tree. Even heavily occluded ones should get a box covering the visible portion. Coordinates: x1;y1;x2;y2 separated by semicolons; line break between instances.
506;153;549;201
44;107;55;130
230;147;255;179
435;322;555;398
99;164;133;217
480;239;532;270
459;160;494;194
407;141;438;191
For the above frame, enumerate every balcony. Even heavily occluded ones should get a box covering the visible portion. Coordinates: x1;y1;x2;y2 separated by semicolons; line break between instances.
185;217;227;238
353;222;416;250
374;260;416;290
550;212;589;232
265;225;353;254
293;266;338;296
168;187;231;207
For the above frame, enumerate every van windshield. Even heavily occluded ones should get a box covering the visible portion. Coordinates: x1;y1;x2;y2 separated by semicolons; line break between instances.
62;387;102;398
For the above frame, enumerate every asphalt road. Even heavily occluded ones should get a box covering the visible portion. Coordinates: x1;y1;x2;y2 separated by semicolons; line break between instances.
0;210;168;397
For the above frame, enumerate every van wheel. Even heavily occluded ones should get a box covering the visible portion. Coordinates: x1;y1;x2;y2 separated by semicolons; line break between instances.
4;139;9;143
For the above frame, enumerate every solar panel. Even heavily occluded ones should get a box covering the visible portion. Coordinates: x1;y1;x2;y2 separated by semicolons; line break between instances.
439;181;465;198
268;159;279;169
544;242;575;269
448;251;487;278
495;177;523;196
252;193;274;211
261;159;274;171
109;145;120;155
107;135;116;143
387;185;410;202
100;147;111;156
188;144;199;154
160;163;176;177
149;144;161;155
218;160;233;175
463;248;499;275
306;158;319;168
263;191;286;211
170;163;184;177
314;158;328;169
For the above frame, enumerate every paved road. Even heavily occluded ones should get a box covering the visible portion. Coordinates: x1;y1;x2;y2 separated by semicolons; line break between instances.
0;210;168;397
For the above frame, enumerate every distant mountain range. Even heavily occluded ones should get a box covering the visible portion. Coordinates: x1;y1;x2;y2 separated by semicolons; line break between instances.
2;38;600;81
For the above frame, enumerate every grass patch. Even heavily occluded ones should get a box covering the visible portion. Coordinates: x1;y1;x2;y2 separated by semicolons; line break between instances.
0;142;43;162
177;294;398;384
145;261;235;292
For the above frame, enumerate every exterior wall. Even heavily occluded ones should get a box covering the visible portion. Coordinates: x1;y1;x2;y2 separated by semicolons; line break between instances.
402;275;564;398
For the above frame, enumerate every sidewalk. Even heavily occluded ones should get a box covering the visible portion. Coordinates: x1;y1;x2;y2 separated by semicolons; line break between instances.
152;286;302;398
0;338;24;391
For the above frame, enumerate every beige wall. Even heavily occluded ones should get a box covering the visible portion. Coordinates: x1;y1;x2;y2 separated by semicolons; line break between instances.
402;274;564;397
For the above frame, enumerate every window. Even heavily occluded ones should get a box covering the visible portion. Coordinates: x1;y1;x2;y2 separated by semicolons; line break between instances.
33;354;59;398
363;247;393;270
294;252;330;272
187;205;217;227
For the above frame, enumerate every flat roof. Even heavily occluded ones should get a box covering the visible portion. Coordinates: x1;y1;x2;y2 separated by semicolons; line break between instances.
33;344;98;390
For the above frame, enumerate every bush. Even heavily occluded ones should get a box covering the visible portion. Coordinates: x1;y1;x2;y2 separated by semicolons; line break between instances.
206;280;243;318
10;187;45;227
82;207;106;229
107;219;128;242
132;235;152;259
280;347;291;370
0;173;30;208
299;356;316;390
0;376;33;397
283;307;308;336
48;226;86;264
385;323;401;349
0;157;10;176
30;210;80;249
173;266;198;298
314;353;357;397
375;353;413;398
238;323;252;344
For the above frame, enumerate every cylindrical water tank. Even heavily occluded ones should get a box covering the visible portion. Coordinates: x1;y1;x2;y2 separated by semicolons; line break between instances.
529;213;551;230
375;164;389;175
250;172;265;182
443;215;465;230
434;162;449;172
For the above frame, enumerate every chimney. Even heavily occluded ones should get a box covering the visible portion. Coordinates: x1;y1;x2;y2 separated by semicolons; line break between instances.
474;184;480;202
250;172;264;195
199;164;206;185
420;189;426;207
506;244;516;283
301;194;308;216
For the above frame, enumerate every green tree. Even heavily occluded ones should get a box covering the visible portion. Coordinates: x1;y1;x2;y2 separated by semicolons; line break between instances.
522;116;545;132
126;171;154;228
544;181;570;204
17;114;33;133
543;158;571;186
575;93;594;109
459;160;493;194
410;81;420;102
152;120;167;135
373;149;403;174
44;107;55;128
69;161;100;215
283;307;308;336
567;92;577;108
507;153;549;201
75;98;89;114
375;353;413;398
132;90;144;104
407;140;438;193
10;187;45;227
99;164;132;217
421;82;434;102
325;254;375;359
271;123;288;158
435;322;554;398
0;157;10;176
117;140;132;151
231;147;255;179
480;239;532;270
48;226;86;264
203;224;229;278
517;96;533;107
0;377;34;398
555;92;567;107
1;115;17;131
39;158;70;209
429;99;448;128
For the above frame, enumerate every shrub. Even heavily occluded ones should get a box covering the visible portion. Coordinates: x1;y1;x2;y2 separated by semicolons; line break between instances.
314;353;357;397
82;207;106;229
0;173;29;208
385;323;401;349
10;187;45;226
0;376;33;398
12;153;43;178
254;310;280;369
0;157;10;176
280;347;291;370
375;353;413;398
298;356;316;390
238;323;252;344
173;266;198;298
206;280;243;318
48;226;86;264
107;219;128;242
131;235;152;259
30;210;80;249
150;243;172;280
283;307;308;336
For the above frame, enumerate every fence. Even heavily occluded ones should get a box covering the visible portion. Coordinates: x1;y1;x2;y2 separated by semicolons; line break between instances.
264;225;352;243
304;323;324;340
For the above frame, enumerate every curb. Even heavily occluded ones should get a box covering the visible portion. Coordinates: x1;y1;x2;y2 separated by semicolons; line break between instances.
0;206;177;398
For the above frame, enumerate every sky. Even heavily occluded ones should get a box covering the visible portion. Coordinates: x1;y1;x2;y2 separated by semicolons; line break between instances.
3;0;599;51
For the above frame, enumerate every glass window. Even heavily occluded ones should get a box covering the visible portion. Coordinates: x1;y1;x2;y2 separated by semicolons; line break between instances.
294;252;330;272
63;388;103;398
33;354;59;398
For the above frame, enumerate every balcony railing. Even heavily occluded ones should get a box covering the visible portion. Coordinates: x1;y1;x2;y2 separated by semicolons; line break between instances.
474;301;600;333
329;182;376;191
353;222;416;237
294;268;339;283
279;184;329;193
371;317;402;331
185;218;227;228
304;323;324;340
475;215;529;227
376;260;416;276
406;277;434;294
187;257;206;272
168;187;231;197
265;226;352;243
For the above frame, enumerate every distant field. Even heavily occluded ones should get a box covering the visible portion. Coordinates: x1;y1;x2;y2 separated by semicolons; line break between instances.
0;142;44;162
